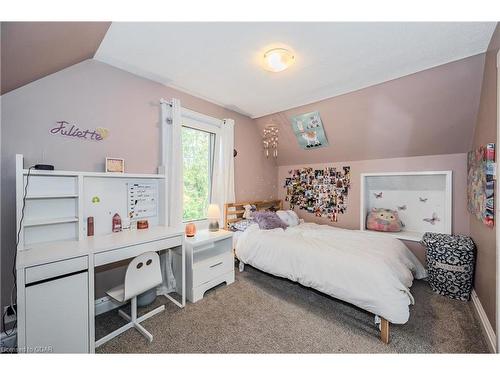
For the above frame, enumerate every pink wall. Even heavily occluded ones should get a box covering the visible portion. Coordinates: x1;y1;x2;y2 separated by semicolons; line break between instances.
469;23;499;333
256;54;484;166
0;59;277;312
278;153;469;264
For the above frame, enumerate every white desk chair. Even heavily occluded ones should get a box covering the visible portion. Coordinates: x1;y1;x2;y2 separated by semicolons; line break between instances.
95;251;165;347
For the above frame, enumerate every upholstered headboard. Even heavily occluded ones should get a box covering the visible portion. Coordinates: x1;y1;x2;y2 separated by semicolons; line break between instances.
224;200;283;230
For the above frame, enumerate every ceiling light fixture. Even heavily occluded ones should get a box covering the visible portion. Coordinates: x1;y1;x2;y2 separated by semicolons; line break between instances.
263;48;295;72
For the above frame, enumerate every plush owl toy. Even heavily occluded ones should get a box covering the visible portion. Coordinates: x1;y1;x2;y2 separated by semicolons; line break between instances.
366;208;404;232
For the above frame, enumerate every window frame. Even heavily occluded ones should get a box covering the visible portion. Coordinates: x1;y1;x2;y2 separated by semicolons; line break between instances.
181;109;222;225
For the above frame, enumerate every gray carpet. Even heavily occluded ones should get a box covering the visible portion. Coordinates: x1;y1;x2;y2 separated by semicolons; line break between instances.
96;265;489;353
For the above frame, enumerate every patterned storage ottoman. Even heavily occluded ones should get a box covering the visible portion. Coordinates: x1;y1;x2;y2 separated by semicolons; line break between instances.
421;232;476;301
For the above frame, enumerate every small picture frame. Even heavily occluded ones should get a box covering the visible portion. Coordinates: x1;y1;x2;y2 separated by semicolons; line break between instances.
106;157;125;173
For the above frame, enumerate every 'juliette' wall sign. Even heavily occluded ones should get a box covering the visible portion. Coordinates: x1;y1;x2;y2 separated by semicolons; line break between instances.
50;121;109;141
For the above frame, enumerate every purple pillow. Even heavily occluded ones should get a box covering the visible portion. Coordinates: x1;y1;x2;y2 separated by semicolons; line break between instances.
253;211;288;230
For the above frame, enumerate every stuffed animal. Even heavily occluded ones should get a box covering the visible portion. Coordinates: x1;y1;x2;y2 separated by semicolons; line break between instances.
366;208;403;232
243;204;257;219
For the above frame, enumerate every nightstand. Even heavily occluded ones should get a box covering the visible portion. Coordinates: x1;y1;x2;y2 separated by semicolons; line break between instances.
184;229;234;303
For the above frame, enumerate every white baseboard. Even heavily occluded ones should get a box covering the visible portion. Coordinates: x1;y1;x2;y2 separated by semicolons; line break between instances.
471;289;497;353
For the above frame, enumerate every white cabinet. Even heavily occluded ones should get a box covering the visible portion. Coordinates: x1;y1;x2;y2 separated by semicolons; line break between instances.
24;268;89;353
184;230;234;303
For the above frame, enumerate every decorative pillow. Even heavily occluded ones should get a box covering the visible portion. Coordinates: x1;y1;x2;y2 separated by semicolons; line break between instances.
230;219;256;232
253;211;288;230
243;204;257;219
276;210;300;227
366;208;403;232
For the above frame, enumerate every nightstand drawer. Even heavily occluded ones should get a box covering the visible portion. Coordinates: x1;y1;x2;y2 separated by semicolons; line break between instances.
192;251;233;286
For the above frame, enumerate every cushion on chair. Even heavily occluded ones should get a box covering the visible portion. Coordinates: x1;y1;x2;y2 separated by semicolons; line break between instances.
106;283;126;303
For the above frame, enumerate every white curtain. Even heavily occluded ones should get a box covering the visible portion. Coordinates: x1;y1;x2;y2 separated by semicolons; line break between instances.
160;98;183;291
167;98;184;227
211;119;235;226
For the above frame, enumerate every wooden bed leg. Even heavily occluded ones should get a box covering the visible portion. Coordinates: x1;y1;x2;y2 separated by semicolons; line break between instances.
380;318;390;344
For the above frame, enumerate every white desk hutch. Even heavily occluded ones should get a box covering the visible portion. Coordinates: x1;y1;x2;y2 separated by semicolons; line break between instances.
15;154;185;353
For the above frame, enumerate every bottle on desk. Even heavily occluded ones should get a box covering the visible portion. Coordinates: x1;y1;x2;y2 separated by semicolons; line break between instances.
87;217;94;236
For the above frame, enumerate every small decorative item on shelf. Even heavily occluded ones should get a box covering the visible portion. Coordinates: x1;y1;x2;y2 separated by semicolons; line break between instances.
112;213;122;233
122;217;131;230
185;222;196;237
106;157;125;173
137;219;149;230
87;217;94;236
207;204;220;232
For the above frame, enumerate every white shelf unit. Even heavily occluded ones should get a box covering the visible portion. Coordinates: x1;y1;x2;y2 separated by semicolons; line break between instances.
26;194;79;199
24;217;80;227
16;154;168;250
360;171;453;242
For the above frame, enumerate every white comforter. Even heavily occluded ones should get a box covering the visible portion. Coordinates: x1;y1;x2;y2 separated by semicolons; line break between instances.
235;223;427;324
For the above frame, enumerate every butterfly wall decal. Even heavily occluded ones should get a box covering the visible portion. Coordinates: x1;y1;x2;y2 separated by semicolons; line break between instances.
397;205;407;210
423;212;440;225
374;192;383;199
419;197;428;202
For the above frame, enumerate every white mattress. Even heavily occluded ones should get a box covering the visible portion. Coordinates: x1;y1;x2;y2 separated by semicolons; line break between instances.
235;222;427;324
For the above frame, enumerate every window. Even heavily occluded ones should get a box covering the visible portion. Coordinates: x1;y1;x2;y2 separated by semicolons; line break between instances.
182;125;215;222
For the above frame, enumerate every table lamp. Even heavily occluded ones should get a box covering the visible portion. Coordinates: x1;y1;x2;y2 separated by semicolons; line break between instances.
207;204;220;232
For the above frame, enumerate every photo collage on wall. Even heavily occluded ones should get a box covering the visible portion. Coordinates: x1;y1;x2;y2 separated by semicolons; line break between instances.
284;166;351;222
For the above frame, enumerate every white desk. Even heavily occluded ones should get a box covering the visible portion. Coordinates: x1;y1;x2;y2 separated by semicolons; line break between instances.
16;225;185;353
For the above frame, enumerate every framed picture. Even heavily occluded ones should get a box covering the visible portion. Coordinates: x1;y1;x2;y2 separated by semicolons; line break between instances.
106;157;125;173
290;111;329;149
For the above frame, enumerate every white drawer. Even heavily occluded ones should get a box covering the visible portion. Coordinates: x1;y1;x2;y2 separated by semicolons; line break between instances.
94;236;182;266
192;251;233;287
25;256;88;285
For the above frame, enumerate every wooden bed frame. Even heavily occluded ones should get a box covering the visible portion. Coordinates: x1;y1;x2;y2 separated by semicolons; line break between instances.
224;199;283;229
224;199;391;344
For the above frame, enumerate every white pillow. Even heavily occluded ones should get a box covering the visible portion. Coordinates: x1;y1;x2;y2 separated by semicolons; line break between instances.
287;210;300;226
276;210;290;225
277;210;300;227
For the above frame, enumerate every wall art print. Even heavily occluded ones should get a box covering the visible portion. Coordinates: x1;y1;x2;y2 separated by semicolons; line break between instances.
290;111;328;149
284;166;350;222
467;143;495;228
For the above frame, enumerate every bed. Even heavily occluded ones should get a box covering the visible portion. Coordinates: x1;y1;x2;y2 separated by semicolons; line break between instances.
224;200;427;344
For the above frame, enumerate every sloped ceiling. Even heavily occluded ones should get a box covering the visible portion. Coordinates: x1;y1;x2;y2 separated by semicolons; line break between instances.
255;54;485;165
95;22;496;118
1;22;110;94
0;22;491;166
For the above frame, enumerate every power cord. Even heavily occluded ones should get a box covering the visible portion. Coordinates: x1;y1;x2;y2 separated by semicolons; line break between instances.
2;166;34;337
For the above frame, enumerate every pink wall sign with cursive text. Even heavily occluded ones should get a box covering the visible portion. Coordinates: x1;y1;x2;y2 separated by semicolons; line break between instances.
49;121;109;141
